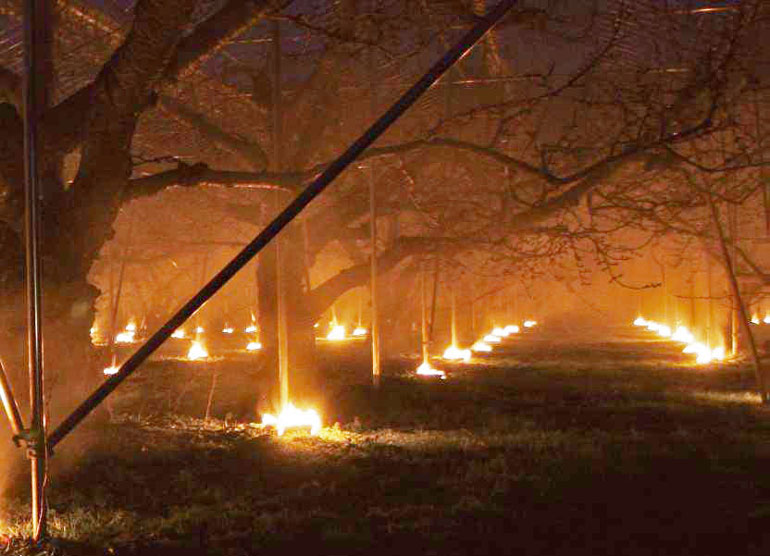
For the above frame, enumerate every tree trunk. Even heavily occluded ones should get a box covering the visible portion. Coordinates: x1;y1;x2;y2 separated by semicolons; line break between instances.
258;221;320;413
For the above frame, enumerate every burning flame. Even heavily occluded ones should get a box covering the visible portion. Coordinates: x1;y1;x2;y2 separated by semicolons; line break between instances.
751;314;760;325
195;326;205;334
471;340;493;352
114;320;138;344
504;324;520;335
352;327;367;337
171;329;185;339
633;317;647;326
491;326;509;338
222;326;234;334
114;330;135;344
764;314;770;324
326;325;346;341
246;341;262;351
187;341;208;360
482;334;502;344
103;365;119;376
443;345;471;362
416;360;446;379
523;320;537;328
261;403;322;436
245;324;258;333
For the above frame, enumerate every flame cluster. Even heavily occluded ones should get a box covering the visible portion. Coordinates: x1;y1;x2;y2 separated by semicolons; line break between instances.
633;317;725;365
326;324;346;341
261;403;322;436
115;321;137;344
442;345;471;362
416;360;446;379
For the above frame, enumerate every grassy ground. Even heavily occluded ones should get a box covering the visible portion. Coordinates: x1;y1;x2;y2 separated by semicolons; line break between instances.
3;326;770;555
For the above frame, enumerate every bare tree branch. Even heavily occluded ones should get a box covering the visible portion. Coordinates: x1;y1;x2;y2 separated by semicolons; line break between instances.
158;95;269;170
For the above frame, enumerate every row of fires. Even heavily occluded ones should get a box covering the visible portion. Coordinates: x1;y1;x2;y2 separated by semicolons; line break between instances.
90;317;540;436
632;317;726;364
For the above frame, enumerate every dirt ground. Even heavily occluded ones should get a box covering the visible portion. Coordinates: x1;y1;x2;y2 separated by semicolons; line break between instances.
2;324;770;555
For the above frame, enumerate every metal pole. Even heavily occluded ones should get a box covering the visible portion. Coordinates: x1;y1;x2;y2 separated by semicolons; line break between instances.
0;360;25;437
47;0;517;449
23;0;48;541
369;46;381;389
421;267;429;365
451;285;457;347
428;258;439;342
272;20;289;409
370;163;380;387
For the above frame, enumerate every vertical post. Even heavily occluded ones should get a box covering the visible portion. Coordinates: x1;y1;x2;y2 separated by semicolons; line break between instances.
729;203;739;355
369;166;380;387
662;263;668;324
469;281;476;337
273;20;289;408
23;0;49;542
450;285;457;347
689;277;696;331
368;40;381;388
428;259;440;341
706;247;713;347
421;267;429;365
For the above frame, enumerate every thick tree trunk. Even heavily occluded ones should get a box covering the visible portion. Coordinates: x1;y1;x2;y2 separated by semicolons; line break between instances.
258;221;320;413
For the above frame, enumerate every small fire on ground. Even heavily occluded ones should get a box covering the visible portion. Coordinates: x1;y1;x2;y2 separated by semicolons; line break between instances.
326;324;346;341
416;360;446;379
187;340;209;360
115;321;137;344
443;345;471;362
261;403;322;436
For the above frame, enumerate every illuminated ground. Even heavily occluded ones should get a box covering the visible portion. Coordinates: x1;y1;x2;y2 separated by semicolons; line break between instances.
2;326;770;555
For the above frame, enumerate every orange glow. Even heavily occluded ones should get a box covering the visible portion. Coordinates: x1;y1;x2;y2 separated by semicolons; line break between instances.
261;403;322;436
195;326;205;334
245;324;258;333
523;320;537;328
352;327;368;337
246;341;262;351
483;334;502;343
504;324;520;335
171;329;185;339
222;326;234;334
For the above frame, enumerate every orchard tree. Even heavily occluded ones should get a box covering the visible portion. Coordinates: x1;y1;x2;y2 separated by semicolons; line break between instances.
0;0;767;420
